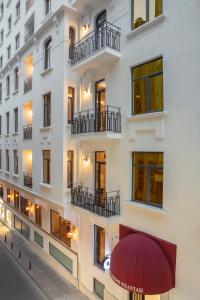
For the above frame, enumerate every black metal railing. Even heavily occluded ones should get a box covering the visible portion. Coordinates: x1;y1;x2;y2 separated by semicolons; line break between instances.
25;27;34;43
71;183;120;217
24;173;32;189
71;105;121;135
26;0;34;12
23;125;32;140
24;76;32;93
70;22;121;65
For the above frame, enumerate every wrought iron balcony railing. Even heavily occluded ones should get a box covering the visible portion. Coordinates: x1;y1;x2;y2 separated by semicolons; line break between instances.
26;0;34;13
71;105;121;135
25;27;34;43
70;22;121;65
24;173;32;189
23;125;32;140
24;76;32;93
71;184;120;217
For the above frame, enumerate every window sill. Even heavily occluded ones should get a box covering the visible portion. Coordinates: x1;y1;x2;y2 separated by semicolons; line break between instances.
40;126;52;131
40;182;51;189
40;67;53;77
12;132;18;136
12;173;19;178
14;16;20;25
4;134;10;137
127;15;165;39
128;111;167;122
13;89;19;95
5;96;10;101
5;171;10;175
127;200;167;214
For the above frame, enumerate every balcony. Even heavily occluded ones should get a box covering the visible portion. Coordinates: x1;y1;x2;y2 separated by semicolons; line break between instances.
24;173;32;189
26;0;34;13
24;76;32;93
70;22;121;73
25;27;34;43
71;105;121;140
71;184;120;217
23;125;32;140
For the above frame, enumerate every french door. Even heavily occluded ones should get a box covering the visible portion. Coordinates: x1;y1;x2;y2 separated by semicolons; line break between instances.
95;151;106;207
95;80;106;132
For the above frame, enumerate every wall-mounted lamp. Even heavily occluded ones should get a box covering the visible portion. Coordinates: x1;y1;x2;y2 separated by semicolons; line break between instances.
67;226;78;241
83;156;89;165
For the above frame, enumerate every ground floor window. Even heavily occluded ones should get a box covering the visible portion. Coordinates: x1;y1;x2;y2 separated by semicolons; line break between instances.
50;210;71;247
14;215;30;240
94;278;105;299
94;225;105;269
67;150;74;188
35;204;42;226
14;190;19;210
20;196;30;217
7;188;11;203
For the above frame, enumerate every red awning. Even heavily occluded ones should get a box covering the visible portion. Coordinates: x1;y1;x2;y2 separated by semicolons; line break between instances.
110;231;176;295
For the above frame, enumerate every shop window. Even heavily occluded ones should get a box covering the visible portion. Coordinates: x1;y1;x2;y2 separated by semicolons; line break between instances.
132;57;163;115
50;210;71;247
20;196;30;216
68;87;74;124
0;184;3;198
67;150;74;188
43;150;50;184
132;152;163;208
14;190;19;210
35;204;42;226
14;215;30;240
49;243;73;273
131;0;162;29
7;188;11;203
94;225;105;269
94;278;105;299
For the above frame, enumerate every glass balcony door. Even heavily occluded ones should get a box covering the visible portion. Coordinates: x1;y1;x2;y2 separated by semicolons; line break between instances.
95;80;106;132
95;151;106;208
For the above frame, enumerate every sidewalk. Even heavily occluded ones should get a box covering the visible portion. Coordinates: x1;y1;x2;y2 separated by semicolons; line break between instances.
0;221;89;300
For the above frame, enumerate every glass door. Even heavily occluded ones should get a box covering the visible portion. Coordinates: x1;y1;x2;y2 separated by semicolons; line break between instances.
95;80;106;132
95;152;106;207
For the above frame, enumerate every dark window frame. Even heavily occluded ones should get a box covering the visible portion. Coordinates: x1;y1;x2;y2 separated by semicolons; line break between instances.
67;150;74;188
44;37;52;69
94;225;105;270
13;149;18;175
43;150;51;184
67;87;74;124
43;92;51;127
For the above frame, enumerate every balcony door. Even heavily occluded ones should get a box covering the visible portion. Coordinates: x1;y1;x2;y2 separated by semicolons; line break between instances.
95;151;106;207
95;10;106;49
95;79;106;132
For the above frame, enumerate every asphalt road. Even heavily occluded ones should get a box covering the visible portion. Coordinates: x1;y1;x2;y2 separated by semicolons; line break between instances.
0;242;47;300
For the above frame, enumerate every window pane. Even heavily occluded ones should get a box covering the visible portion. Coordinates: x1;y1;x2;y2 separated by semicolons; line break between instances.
149;74;163;112
94;225;105;268
149;167;163;206
134;79;146;114
133;165;147;202
133;58;163;79
51;210;60;238
133;0;146;29
149;0;163;20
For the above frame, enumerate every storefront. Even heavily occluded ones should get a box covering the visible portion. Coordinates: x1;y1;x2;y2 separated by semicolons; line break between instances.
0;200;12;227
110;225;177;299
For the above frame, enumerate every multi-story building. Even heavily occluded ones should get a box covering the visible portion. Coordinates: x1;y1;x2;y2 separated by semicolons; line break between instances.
0;0;199;299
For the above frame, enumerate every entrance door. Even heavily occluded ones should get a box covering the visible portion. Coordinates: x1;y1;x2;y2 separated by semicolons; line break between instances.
95;152;106;208
95;80;106;132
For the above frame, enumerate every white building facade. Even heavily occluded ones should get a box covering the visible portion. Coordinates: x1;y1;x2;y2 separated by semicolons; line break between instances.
0;0;199;299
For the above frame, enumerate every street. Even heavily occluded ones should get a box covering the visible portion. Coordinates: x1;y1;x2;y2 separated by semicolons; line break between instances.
0;242;47;300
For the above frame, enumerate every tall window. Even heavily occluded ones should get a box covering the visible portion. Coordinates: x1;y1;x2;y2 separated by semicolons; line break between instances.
14;107;18;133
14;190;19;210
7;45;11;60
44;37;52;70
0;184;3;198
130;294;145;300
7;188;11;203
6;150;9;172
20;196;30;216
50;210;71;247
0;149;2;170
69;27;75;60
68;87;74;124
6;112;9;134
67;150;73;188
0;56;3;68
131;0;163;29
16;1;20;18
15;33;20;50
96;10;106;28
35;205;42;226
0;115;2;135
14;67;19;90
13;150;18;175
94;225;105;269
43;93;51;127
45;0;51;15
132;58;163;115
132;152;163;208
0;29;3;43
43;150;50;184
6;75;10;97
8;15;12;32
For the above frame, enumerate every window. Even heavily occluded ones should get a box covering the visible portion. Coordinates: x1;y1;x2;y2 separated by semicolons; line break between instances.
14;107;18;133
0;56;3;68
14;190;19;210
0;184;3;197
44;37;52;69
132;152;163;208
7;188;11;203
6;112;9;134
94;278;105;300
132;58;163;115
14;67;19;90
7;45;11;60
43;150;50;184
0;149;2;169
94;225;105;269
69;27;75;60
45;0;51;15
131;0;163;29
130;294;160;300
35;204;42;226
0;29;3;43
6;150;9;172
0;2;4;17
15;33;20;50
6;75;10;97
0;115;2;135
96;10;106;28
8;15;12;32
20;196;30;217
68;87;74;124
13;150;18;175
67;150;73;188
0;83;2;102
43;93;51;127
16;1;20;18
14;215;30;240
50;210;71;247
